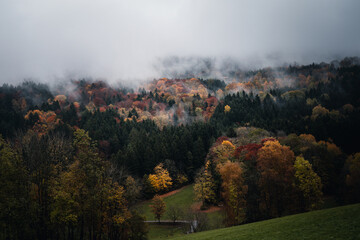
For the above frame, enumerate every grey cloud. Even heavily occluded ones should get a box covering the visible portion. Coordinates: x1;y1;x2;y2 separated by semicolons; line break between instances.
0;0;359;85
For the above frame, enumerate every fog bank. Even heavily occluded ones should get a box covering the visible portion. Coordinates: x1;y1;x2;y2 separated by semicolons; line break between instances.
0;0;359;85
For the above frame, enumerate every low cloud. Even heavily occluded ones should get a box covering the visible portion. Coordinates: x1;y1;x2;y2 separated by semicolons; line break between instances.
0;0;359;85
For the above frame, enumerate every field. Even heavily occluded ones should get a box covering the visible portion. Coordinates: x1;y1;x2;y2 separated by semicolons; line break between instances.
137;185;196;221
168;203;360;240
136;185;225;239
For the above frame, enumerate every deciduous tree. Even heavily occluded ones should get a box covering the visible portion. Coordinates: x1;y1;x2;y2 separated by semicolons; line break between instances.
194;161;216;208
345;153;360;202
150;195;166;222
257;140;295;217
294;156;323;211
148;163;172;193
218;161;248;226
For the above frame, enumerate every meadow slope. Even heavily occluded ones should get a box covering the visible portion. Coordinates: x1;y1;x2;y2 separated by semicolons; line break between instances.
169;203;360;240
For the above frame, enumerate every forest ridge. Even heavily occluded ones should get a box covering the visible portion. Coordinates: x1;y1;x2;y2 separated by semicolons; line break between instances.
1;57;360;239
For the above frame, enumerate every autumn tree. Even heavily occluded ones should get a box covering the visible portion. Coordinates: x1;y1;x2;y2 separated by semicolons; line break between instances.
0;135;31;239
20;131;73;240
51;129;131;239
345;153;360;202
148;163;172;193
218;161;248;226
294;157;323;211
209;140;236;165
124;176;142;205
257;140;295;217
224;105;231;113
150;195;166;223
194;161;216;209
235;143;262;161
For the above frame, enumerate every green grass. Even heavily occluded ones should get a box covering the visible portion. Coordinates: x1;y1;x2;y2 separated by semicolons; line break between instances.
147;223;184;240
137;184;225;239
207;210;225;230
137;185;196;221
169;203;360;240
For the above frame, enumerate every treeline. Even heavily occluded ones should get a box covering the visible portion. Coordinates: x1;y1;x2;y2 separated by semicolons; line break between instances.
211;64;360;154
0;129;148;240
79;109;220;180
194;128;360;227
1;58;360;238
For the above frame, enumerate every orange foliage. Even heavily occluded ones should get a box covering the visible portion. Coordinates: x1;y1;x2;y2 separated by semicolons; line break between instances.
219;161;247;226
257;140;295;217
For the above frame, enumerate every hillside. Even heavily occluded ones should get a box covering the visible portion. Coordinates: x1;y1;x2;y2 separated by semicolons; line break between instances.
137;185;196;221
136;185;225;239
1;59;360;239
169;204;360;240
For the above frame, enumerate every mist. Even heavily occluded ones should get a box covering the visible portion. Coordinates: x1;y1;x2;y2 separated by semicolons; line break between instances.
1;0;359;85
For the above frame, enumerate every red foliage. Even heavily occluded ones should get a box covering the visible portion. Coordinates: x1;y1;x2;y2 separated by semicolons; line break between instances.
205;96;218;107
156;103;167;111
46;114;57;123
93;97;106;106
133;101;146;110
175;107;184;118
235;143;262;160
119;99;133;109
127;93;138;100
261;138;276;145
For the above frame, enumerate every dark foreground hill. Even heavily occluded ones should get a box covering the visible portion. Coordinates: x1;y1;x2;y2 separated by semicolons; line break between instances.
170;203;360;240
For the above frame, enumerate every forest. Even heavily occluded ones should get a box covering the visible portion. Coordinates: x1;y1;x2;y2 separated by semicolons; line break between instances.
1;57;360;239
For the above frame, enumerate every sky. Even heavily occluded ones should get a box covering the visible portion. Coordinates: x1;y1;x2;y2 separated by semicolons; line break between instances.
0;0;359;85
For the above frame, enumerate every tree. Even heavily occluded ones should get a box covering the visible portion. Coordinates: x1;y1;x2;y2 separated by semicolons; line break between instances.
218;161;248;226
0;135;31;239
167;205;183;223
148;163;172;193
257;140;295;217
20;131;72;240
194;161;216;208
224;105;231;113
150;195;166;223
345;153;360;202
124;211;148;240
51;129;131;239
294;156;323;211
210;140;236;165
184;209;209;233
124;176;142;205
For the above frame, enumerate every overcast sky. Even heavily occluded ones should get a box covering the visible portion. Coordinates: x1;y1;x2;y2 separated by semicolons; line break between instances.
0;0;359;84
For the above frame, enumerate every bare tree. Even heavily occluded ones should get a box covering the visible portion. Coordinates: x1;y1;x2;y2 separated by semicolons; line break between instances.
167;205;183;223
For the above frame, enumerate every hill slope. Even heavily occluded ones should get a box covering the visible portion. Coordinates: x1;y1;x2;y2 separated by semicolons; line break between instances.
170;203;360;240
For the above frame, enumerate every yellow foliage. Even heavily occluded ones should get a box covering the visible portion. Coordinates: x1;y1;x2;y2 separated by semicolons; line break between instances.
216;89;224;99
294;157;323;210
222;140;235;151
224;105;231;113
194;161;216;205
311;105;329;121
54;94;67;102
148;163;172;192
219;161;247;225
211;140;236;165
299;134;316;143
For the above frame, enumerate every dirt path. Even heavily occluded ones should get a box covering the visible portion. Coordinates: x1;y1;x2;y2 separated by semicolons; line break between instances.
191;201;222;213
158;186;187;198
